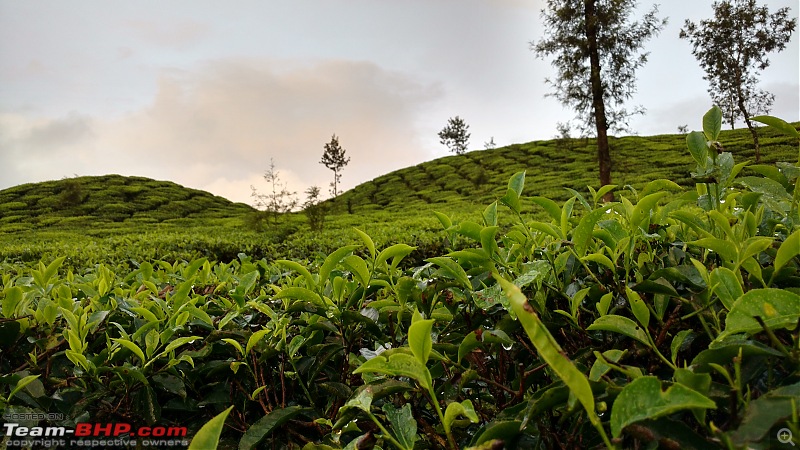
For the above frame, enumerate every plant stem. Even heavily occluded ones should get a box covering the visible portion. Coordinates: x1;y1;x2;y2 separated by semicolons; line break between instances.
366;411;406;450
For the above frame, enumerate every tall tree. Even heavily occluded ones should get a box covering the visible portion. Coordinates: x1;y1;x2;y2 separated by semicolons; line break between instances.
680;0;796;162
320;134;350;197
438;116;471;155
532;0;666;199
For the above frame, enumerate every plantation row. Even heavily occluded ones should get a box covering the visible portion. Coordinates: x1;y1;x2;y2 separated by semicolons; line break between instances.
1;109;799;449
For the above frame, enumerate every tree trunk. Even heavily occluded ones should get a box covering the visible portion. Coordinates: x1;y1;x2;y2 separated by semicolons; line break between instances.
584;0;613;201
737;96;761;163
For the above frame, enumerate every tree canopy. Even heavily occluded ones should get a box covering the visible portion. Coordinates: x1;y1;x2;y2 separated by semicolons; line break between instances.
680;0;796;162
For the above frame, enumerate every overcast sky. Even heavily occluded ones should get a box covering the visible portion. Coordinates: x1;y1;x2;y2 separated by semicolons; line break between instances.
1;1;797;205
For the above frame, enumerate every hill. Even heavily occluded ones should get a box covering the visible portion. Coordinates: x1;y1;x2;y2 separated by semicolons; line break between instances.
330;125;799;216
0;174;254;232
0;124;797;267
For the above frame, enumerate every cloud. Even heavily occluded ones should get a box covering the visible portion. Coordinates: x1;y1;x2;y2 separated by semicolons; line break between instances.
0;59;442;204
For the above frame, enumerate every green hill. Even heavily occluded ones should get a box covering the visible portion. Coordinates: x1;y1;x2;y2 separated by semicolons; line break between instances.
0;174;254;232
0;124;797;266
330;125;799;216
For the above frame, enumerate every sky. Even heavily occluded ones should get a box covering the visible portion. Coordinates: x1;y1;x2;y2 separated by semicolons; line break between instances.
1;0;798;205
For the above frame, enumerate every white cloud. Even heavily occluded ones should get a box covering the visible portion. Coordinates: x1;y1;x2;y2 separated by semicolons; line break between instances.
0;59;442;203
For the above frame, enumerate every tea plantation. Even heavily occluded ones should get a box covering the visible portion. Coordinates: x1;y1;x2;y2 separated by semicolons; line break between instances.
1;111;799;449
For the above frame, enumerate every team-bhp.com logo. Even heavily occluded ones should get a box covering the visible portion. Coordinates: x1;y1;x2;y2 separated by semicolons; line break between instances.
2;422;189;448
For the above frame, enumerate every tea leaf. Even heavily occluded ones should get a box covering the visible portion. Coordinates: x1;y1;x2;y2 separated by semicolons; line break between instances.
716;289;800;341
610;376;716;438
703;105;722;141
187;406;233;450
408;319;434;365
497;276;597;421
239;406;314;450
383;403;418;450
587;315;650;347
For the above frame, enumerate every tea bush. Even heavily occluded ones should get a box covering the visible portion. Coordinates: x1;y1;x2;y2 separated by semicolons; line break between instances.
0;108;799;449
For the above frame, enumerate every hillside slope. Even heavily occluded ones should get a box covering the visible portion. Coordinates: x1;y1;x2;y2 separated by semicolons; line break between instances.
0;174;254;232
330;125;798;215
0;124;797;266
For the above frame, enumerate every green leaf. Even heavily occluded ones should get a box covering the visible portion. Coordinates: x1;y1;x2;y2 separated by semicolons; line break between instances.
444;399;479;435
496;276;597;422
377;244;416;269
703;105;722;141
383;403;418;450
483;201;498;227
751;115;799;139
426;256;471;290
507;171;525;197
500;188;521;214
320;245;360;286
457;221;483;241
709;267;743;311
408;319;434;365
686;131;709;168
581;253;615;271
587;315;650;347
246;329;271;355
342;255;370;288
472;421;522;447
2;286;23;318
730;382;800;445
277;260;316;289
593;184;617;204
458;332;481;364
626;287;650;329
480;226;500;257
691;238;738;267
774;229;800;273
343;386;373;413
43;256;66;286
114;338;146;364
433;211;453;230
691;335;783;372
716;288;800;342
641;179;683;197
573;205;609;257
631;192;668;228
740;237;773;264
353;228;376;260
354;353;432;390
597;293;613;316
589;349;626;381
275;287;324;308
671;330;694;366
610;376;716;438
239;406;314;450
158;335;199;355
188;406;234;450
7;375;40;402
530;196;561;222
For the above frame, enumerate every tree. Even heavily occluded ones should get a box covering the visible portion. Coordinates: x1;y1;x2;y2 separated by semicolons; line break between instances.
250;158;297;225
302;185;327;231
532;0;666;199
320;134;350;198
438;116;471;155
680;0;796;162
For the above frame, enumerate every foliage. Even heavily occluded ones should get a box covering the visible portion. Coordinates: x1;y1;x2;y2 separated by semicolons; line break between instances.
321;134;351;198
0;174;253;230
680;0;797;162
251;158;298;226
439;116;471;155
1;108;799;449
532;0;666;195
303;186;327;232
